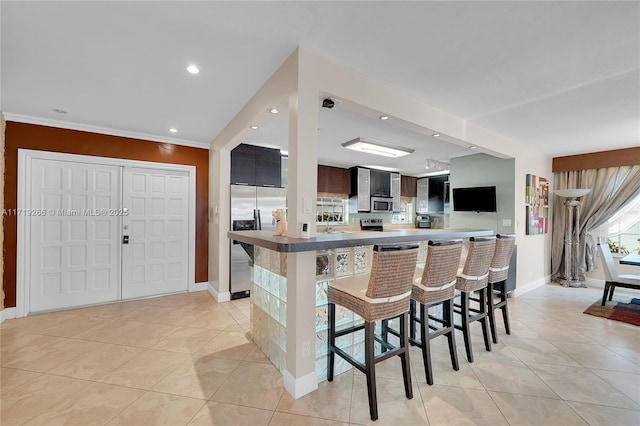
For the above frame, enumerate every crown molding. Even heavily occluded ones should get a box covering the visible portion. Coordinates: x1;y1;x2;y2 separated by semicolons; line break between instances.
2;113;211;150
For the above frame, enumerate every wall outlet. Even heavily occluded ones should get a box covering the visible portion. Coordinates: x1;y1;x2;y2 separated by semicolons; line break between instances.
502;219;512;227
303;340;311;357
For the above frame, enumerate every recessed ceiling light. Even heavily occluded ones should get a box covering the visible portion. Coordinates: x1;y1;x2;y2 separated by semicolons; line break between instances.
52;108;67;114
432;133;441;137
425;159;449;170
379;115;389;120
270;108;279;114
160;143;176;153
169;128;178;133
250;125;259;130
469;145;477;149
186;64;200;74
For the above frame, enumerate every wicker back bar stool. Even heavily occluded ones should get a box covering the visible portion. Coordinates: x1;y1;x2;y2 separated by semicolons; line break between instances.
487;234;516;343
408;239;462;385
454;236;496;363
327;243;419;421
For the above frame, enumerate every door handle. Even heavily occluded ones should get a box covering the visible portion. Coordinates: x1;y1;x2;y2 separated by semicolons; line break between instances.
254;209;262;231
122;235;130;244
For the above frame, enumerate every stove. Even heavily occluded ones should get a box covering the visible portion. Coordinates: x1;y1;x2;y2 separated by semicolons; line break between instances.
360;218;384;232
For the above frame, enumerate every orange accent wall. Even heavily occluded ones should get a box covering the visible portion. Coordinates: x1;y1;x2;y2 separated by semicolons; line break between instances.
3;122;209;308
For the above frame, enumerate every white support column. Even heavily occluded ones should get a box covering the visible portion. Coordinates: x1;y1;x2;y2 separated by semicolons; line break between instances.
208;50;297;304
283;56;320;398
283;251;318;397
208;147;231;302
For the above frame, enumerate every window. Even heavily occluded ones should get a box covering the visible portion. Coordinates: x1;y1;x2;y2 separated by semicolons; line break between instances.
594;193;640;254
391;198;414;224
316;197;347;225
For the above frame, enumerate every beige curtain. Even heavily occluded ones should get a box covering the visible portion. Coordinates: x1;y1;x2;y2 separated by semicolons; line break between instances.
551;165;640;281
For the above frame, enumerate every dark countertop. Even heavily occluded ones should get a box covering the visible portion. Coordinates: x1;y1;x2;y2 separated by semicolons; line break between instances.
228;228;494;253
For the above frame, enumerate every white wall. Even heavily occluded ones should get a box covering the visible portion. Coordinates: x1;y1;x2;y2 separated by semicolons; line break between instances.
449;151;552;292
511;148;554;291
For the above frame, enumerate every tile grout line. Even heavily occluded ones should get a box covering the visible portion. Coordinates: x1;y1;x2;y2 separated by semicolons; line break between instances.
485;388;519;426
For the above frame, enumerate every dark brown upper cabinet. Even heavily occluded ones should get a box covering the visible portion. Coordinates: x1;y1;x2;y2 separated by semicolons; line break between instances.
428;176;447;213
401;175;417;197
417;175;449;213
231;144;282;187
317;165;350;194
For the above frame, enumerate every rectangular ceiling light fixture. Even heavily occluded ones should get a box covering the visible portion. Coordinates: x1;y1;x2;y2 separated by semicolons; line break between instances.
341;137;414;158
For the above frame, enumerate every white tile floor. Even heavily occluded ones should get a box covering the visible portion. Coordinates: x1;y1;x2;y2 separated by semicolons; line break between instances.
1;283;639;425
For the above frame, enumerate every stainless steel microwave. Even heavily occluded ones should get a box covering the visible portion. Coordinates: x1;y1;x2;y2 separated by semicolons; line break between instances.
370;196;393;213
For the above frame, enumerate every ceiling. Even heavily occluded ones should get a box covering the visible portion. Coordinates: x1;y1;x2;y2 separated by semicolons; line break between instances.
244;104;480;176
2;1;638;175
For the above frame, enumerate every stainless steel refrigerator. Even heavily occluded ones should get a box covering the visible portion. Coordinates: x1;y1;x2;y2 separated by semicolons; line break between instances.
230;184;287;299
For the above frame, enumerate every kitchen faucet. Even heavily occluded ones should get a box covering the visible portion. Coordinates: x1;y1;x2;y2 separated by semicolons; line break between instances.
326;219;334;233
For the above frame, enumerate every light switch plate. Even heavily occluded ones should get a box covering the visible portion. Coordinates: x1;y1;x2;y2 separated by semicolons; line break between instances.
502;219;512;227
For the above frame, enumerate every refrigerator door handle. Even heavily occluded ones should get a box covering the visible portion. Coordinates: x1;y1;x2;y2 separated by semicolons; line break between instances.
254;209;262;230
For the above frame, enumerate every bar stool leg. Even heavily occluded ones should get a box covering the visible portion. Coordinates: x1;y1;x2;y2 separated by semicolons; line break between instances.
409;299;417;341
381;319;389;353
487;282;498;344
501;293;511;335
327;302;335;382
364;321;378;421
461;292;474;363
418;302;433;385
399;311;413;399
479;289;492;352
445;299;459;371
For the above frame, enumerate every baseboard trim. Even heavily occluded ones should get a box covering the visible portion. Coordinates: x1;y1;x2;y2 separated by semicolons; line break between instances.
189;282;209;292
512;275;549;297
283;369;318;399
0;307;17;323
208;282;231;303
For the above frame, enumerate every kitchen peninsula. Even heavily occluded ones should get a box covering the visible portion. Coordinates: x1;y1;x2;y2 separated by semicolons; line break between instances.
228;227;493;398
228;228;492;252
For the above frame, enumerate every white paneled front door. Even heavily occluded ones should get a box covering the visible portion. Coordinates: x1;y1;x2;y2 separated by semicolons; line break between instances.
29;159;122;312
121;167;189;299
24;153;193;315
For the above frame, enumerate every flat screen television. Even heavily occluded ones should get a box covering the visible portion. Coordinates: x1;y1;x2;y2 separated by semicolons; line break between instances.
452;186;497;212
